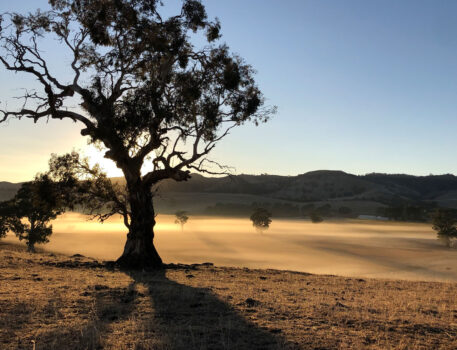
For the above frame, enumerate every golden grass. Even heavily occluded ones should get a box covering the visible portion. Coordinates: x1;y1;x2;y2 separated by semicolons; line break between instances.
7;213;457;283
1;242;457;349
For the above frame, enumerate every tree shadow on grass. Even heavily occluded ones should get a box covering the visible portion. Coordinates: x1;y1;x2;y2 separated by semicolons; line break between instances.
127;266;287;350
30;283;138;350
17;261;287;349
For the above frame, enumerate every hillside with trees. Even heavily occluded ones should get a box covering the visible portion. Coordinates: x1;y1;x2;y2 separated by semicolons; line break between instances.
4;170;457;219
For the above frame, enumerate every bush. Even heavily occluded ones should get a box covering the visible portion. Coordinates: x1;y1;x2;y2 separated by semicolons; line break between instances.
301;204;315;216
338;206;352;216
0;175;63;252
0;216;7;240
316;204;332;216
174;211;189;231
431;209;457;247
250;208;272;232
310;212;323;223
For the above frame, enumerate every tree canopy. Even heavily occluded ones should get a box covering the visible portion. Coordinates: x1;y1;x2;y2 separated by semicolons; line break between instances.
0;0;274;268
174;210;189;231
250;208;272;232
431;208;457;248
0;175;64;252
0;0;273;184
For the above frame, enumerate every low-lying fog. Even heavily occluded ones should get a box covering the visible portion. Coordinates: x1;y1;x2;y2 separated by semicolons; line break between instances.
5;213;457;282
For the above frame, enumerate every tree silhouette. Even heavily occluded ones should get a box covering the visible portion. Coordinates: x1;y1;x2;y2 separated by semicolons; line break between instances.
47;152;131;226
0;175;64;252
250;208;272;233
0;200;16;240
0;219;6;240
310;211;323;223
174;210;189;231
0;1;274;268
431;208;457;248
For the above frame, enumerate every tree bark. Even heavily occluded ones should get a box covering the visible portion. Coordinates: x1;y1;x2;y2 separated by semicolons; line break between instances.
27;242;36;253
116;178;163;269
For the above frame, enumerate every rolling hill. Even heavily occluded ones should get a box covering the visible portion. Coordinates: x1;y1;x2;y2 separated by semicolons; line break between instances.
152;171;457;205
0;182;21;202
3;171;457;216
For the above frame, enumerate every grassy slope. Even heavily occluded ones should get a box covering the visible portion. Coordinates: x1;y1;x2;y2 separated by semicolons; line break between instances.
1;243;457;349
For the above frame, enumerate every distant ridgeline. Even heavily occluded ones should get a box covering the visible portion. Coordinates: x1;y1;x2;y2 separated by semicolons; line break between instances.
0;182;21;203
3;171;457;220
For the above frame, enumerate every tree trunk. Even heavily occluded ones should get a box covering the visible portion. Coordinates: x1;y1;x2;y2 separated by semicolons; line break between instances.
27;242;36;253
116;179;163;269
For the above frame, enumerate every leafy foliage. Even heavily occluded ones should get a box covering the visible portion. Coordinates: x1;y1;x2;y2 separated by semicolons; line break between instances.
174;210;189;231
431;209;457;247
250;208;272;232
0;0;274;183
338;206;352;216
0;175;64;252
0;0;274;267
46;152;131;226
382;204;428;222
0;200;16;239
310;212;324;223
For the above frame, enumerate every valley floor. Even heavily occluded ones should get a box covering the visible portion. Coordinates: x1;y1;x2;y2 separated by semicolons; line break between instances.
1;243;457;349
4;213;457;282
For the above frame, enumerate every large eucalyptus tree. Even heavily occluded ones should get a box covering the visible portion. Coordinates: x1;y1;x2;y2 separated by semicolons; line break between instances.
0;0;274;268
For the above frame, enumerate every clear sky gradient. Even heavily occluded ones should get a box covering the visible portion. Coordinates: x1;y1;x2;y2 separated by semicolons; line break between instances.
1;0;457;182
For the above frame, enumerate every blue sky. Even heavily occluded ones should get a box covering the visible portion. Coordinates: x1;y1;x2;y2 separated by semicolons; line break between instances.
1;0;457;181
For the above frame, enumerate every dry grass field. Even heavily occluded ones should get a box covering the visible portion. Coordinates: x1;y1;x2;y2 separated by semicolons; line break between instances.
4;214;457;282
1;242;457;349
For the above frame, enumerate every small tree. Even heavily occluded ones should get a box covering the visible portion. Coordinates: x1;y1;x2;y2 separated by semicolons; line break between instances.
301;204;315;217
0;218;6;240
310;211;323;223
0;175;64;252
431;209;457;248
250;208;272;233
0;200;16;240
383;206;404;221
338;206;352;216
175;211;189;231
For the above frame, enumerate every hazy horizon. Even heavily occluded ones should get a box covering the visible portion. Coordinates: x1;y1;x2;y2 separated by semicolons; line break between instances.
5;213;457;282
4;168;457;184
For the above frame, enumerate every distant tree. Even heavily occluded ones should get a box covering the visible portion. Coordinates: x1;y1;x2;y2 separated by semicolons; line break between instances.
310;211;323;223
0;175;64;252
250;208;272;233
338;206;352;216
175;211;189;231
431;209;457;248
0;200;16;240
301;204;315;217
0;0;275;269
404;205;426;222
0;218;6;240
383;206;404;221
316;203;332;216
383;203;429;222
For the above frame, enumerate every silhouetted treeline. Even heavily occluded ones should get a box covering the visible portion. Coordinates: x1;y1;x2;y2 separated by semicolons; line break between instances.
205;202;300;217
6;171;457;206
153;171;457;205
205;201;353;219
377;201;439;222
364;173;457;198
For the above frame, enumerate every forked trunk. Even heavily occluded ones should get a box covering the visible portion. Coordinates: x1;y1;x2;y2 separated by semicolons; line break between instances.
116;180;163;269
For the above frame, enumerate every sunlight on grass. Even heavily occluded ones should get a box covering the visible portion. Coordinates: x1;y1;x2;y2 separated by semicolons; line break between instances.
4;213;454;281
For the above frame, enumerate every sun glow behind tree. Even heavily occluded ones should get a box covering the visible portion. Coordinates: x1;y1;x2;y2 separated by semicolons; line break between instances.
0;0;274;268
